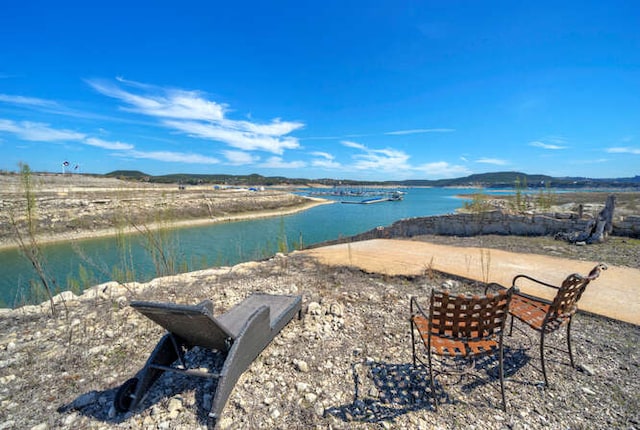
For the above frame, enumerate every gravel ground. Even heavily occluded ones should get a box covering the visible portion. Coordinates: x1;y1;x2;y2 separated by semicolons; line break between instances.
1;239;638;429
1;175;638;428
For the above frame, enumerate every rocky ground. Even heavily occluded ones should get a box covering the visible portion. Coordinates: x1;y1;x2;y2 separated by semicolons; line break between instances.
1;173;638;429
1;237;638;429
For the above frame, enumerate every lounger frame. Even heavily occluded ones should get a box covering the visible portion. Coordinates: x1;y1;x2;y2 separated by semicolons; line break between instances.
114;293;302;429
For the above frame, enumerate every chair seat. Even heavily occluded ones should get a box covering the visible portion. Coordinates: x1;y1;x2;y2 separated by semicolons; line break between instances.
510;294;571;333
412;315;499;357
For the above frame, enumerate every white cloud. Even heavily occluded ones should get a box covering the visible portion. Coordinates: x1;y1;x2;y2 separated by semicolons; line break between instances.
342;140;466;176
606;147;640;155
476;157;508;165
88;79;226;121
310;151;341;169
223;150;259;165
220;118;303;137
567;157;610;166
88;78;303;155
163;119;300;154
0;119;85;141
260;156;307;169
125;150;220;164
341;140;367;150
529;140;567;150
414;162;472;178
0;94;59;108
312;160;342;169
84;137;134;150
384;128;455;135
352;147;412;171
311;151;334;160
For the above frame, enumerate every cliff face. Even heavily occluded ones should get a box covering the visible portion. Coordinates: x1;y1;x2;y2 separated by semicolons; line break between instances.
311;210;640;250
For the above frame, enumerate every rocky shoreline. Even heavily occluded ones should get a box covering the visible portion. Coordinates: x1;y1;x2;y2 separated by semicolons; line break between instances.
1;245;638;429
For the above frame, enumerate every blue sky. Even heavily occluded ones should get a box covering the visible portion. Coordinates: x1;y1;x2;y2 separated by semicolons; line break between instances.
1;1;638;181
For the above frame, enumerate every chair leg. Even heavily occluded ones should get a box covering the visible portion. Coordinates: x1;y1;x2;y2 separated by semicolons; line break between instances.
410;318;417;367
540;331;548;386
509;315;514;336
428;347;437;411
499;343;507;412
567;319;574;368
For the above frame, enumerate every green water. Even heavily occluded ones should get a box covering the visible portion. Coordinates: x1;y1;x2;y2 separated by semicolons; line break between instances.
0;187;473;307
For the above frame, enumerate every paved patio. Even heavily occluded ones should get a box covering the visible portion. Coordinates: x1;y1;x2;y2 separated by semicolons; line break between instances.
303;238;640;325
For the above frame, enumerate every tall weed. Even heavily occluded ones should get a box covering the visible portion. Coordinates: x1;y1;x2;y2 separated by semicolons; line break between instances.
9;163;61;315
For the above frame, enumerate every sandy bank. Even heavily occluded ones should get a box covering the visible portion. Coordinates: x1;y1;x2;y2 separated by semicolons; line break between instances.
0;197;333;250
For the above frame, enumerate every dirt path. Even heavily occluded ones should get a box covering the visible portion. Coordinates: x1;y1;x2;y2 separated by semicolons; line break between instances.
302;238;640;325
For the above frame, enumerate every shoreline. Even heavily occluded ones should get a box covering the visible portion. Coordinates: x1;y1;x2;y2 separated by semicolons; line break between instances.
0;197;334;251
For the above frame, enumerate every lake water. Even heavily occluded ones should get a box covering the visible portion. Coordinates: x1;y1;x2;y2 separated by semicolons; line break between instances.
0;187;476;307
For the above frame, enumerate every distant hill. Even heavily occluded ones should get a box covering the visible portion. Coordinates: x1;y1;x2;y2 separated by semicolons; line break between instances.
104;170;151;180
104;170;640;189
394;172;640;188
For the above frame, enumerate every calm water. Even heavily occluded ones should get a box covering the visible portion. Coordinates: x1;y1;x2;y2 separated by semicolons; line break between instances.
0;187;474;307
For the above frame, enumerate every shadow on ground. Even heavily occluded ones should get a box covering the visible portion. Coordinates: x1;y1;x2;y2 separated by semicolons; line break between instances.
326;347;532;424
57;348;224;426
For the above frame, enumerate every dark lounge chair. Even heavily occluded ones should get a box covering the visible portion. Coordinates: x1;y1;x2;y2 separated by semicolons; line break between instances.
113;293;302;429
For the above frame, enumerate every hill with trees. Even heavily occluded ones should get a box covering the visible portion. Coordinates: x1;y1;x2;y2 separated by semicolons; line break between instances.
104;170;640;189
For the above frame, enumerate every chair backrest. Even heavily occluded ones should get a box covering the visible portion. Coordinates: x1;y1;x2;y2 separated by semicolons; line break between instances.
428;288;515;341
546;263;607;324
131;300;235;351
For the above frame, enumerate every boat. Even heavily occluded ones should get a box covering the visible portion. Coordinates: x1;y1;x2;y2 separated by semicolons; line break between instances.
340;191;404;204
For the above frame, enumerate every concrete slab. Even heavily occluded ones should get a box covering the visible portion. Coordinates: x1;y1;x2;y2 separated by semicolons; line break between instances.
303;238;640;326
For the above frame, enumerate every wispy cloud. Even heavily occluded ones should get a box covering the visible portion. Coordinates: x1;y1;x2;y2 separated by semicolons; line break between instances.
84;137;134;150
310;151;341;169
0;94;60;108
125;150;220;164
0;117;219;165
384;128;455;135
606;146;640;155
88;78;304;155
0;119;85;141
260;156;306;169
341;140;367;150
352;148;411;171
222;150;260;165
312;159;342;169
414;161;472;178
529;140;567;150
0;92;139;123
476;157;508;165
163;120;300;154
88;78;226;121
309;128;454;141
344;141;411;172
342;139;470;178
311;151;333;159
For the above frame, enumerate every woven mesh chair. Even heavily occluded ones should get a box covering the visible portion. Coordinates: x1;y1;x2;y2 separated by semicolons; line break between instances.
410;286;516;411
507;263;607;386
